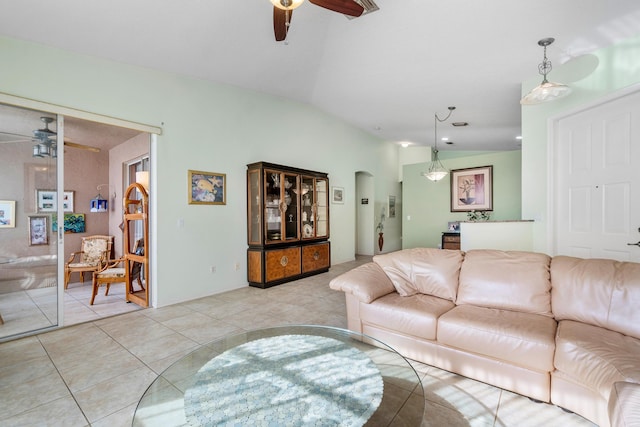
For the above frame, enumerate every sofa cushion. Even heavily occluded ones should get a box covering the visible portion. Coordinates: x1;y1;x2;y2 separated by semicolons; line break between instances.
609;381;640;427
329;262;395;304
456;250;552;316
554;320;640;399
551;256;640;340
360;292;455;341
373;248;463;301
437;305;557;372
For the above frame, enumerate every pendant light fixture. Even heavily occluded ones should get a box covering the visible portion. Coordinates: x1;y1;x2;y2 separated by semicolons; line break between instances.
270;0;304;10
521;38;572;105
32;117;58;158
422;106;456;182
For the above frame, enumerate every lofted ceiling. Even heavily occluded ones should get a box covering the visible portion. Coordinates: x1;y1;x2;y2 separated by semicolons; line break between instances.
0;0;639;151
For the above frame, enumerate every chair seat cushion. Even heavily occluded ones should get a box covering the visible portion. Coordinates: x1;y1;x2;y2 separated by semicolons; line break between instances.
437;304;557;372
69;262;98;268
97;268;126;278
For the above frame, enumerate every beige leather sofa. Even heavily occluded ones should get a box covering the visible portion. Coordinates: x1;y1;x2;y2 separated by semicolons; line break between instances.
329;248;640;427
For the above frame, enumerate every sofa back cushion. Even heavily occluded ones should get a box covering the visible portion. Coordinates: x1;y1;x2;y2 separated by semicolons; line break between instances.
373;248;463;301
457;250;553;316
551;256;640;339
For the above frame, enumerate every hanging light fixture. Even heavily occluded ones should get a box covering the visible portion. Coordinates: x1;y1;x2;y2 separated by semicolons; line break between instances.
521;38;572;105
270;0;304;10
422;106;456;182
32;117;58;158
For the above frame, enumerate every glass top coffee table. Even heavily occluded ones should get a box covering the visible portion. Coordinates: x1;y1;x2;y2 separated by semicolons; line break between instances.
133;325;424;426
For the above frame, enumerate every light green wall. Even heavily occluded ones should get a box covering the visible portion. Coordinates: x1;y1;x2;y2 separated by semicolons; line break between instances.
402;150;522;249
521;34;640;253
0;36;401;306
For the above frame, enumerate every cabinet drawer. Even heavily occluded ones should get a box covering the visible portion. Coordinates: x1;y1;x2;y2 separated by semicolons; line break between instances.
302;243;330;273
443;235;460;243
265;247;301;282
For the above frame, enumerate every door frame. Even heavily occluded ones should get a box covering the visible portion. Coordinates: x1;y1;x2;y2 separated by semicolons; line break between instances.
0;92;161;328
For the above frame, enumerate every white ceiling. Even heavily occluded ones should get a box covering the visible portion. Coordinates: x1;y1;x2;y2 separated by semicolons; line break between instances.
1;0;639;151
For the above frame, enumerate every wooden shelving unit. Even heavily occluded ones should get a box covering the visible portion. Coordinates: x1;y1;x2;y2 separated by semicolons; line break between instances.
122;183;149;307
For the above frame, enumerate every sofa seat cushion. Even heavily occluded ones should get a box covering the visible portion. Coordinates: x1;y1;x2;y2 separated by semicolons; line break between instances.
609;381;640;427
360;292;455;341
373;248;463;301
555;320;640;399
457;250;552;316
437;305;557;372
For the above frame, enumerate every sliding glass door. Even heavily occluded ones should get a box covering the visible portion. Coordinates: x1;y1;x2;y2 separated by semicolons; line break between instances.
0;104;62;341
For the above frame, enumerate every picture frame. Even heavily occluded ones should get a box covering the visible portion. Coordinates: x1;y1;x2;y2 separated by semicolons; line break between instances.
36;190;75;212
0;200;16;228
331;187;344;204
388;195;396;218
450;165;493;212
52;213;86;234
188;170;226;205
28;215;49;245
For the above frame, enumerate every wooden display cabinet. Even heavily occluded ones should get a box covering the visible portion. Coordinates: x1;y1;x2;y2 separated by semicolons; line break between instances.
247;162;330;288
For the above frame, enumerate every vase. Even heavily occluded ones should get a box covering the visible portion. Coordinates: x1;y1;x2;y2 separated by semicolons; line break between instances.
378;232;384;251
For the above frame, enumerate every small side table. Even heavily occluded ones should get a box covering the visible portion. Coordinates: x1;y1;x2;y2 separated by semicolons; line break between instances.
442;232;461;250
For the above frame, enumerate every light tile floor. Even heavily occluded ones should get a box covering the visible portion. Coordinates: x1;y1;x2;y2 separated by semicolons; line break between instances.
0;257;596;426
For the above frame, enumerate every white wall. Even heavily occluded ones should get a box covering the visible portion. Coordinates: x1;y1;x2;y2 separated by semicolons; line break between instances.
0;35;401;307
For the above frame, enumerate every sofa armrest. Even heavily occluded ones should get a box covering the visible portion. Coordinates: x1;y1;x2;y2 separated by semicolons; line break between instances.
609;381;640;427
329;262;395;304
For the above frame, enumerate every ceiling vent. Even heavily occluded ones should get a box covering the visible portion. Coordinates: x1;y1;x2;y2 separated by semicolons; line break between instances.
346;0;379;18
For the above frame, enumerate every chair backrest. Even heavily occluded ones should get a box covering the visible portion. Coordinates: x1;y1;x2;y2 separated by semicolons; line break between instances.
81;235;113;265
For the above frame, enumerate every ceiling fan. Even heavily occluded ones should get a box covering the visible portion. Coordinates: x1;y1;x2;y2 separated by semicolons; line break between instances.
0;116;101;156
271;0;364;41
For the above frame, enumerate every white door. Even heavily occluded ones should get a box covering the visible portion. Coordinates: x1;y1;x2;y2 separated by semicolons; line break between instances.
554;90;640;262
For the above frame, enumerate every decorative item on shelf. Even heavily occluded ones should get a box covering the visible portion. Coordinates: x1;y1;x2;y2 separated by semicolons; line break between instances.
422;107;456;182
90;184;115;212
521;37;572;105
467;210;491;222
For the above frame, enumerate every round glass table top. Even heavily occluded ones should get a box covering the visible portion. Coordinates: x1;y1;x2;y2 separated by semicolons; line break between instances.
133;325;424;426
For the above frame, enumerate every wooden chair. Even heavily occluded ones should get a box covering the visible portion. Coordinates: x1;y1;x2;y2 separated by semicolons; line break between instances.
90;239;144;305
64;235;113;289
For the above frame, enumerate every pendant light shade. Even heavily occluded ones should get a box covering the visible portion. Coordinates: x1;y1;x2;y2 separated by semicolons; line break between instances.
521;38;572;105
422;149;448;181
270;0;304;10
422;106;456;182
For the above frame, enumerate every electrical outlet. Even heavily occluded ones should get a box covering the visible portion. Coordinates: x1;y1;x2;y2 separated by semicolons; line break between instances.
210;265;216;273
234;262;240;271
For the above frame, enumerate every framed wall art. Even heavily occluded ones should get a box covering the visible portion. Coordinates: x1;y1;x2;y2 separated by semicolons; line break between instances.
52;213;86;234
331;187;344;204
0;200;16;228
188;170;226;205
36;190;75;212
388;195;396;218
450;165;493;212
28;215;49;246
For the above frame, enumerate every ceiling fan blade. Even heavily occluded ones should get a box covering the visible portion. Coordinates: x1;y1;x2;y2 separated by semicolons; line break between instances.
273;7;292;41
0;131;34;144
64;140;101;153
309;0;364;17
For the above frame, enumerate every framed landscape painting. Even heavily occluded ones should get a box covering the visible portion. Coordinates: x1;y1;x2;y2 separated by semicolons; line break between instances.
450;165;493;212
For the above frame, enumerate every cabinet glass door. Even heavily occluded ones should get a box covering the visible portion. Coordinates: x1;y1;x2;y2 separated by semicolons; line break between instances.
247;169;261;245
264;170;299;243
315;178;328;238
